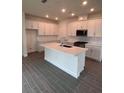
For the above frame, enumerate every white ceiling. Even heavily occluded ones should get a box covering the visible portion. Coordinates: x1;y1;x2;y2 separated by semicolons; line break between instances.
22;0;102;20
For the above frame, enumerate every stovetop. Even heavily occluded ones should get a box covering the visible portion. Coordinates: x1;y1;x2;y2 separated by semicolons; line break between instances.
74;41;88;48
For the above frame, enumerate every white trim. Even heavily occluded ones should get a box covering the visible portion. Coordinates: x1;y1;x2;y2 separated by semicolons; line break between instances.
23;54;28;57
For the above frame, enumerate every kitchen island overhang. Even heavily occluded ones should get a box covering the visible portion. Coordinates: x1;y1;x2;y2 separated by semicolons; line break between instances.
41;43;88;79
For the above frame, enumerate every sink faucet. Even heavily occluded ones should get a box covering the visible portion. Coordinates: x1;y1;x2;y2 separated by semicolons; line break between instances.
60;37;67;46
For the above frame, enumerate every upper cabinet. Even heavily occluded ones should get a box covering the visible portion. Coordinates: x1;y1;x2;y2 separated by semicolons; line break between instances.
95;19;102;37
25;18;101;37
77;21;88;29
67;21;88;36
67;22;77;36
38;22;45;35
25;20;39;29
88;19;102;37
25;19;58;36
38;22;58;35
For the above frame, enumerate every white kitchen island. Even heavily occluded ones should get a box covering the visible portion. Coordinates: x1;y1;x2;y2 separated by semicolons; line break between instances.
41;43;88;79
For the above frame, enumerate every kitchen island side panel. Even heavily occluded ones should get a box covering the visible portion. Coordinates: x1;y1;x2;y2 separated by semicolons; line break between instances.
44;48;85;78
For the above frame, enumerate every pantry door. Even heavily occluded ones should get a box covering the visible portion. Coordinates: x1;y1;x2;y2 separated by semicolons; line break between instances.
26;30;37;53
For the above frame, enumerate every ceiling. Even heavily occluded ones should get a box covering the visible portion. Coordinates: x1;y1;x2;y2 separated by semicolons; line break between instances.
22;0;102;21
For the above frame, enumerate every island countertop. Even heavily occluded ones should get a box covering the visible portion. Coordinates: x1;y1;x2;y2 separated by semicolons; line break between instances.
40;42;88;56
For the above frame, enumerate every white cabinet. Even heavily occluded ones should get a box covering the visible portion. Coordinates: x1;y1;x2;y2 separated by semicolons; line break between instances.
38;22;45;35
67;21;88;36
47;23;58;35
67;22;76;36
95;19;102;37
77;21;88;29
87;20;96;36
25;20;39;29
52;24;58;35
85;44;102;62
88;19;102;37
38;22;58;35
25;19;58;35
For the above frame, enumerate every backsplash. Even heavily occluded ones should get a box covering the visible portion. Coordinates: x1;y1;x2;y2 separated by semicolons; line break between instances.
37;35;58;51
37;35;58;42
65;36;102;44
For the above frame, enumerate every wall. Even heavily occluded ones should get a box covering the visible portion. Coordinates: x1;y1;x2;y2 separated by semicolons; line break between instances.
67;36;102;43
22;12;28;57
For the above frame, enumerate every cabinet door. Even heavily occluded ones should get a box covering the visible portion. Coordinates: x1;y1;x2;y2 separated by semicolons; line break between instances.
86;45;102;61
87;20;96;37
95;19;102;37
91;46;101;61
25;20;33;29
32;21;39;29
53;24;58;35
25;20;39;29
86;46;92;58
46;23;51;35
25;20;30;28
80;21;88;29
50;23;54;35
45;23;55;35
76;21;82;30
71;22;77;36
38;22;45;35
67;22;73;36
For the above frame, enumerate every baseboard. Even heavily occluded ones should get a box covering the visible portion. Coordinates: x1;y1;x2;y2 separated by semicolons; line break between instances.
23;54;28;57
86;57;102;62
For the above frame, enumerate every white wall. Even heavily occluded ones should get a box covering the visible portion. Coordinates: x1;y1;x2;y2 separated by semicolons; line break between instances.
22;12;28;57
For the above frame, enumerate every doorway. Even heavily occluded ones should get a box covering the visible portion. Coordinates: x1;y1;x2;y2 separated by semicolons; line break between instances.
26;29;38;53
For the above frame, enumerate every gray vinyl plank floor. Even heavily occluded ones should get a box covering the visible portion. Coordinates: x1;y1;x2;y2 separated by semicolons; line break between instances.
22;52;102;93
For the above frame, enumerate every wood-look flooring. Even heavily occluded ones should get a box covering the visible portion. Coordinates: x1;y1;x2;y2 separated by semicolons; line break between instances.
22;52;102;93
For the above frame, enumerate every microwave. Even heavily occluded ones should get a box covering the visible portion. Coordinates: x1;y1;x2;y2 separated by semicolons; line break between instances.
76;30;88;36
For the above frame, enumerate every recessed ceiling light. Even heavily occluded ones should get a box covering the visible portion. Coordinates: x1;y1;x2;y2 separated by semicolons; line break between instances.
61;8;66;13
90;8;94;12
82;1;88;6
45;14;49;18
71;13;75;16
55;17;58;20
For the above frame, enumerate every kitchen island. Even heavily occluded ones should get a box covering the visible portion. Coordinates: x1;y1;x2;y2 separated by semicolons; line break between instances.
41;43;88;79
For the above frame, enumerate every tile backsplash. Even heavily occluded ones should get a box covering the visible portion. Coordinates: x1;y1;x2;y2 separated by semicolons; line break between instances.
66;36;102;43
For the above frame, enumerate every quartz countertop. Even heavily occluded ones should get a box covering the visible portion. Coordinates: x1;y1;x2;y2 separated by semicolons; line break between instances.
85;42;102;47
40;43;88;56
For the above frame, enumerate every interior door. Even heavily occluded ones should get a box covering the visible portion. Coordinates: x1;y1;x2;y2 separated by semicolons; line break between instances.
26;30;37;53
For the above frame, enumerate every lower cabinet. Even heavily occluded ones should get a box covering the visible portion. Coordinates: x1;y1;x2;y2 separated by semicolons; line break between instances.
85;45;102;62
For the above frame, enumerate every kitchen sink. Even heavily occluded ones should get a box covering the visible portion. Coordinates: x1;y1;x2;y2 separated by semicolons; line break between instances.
60;45;72;48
